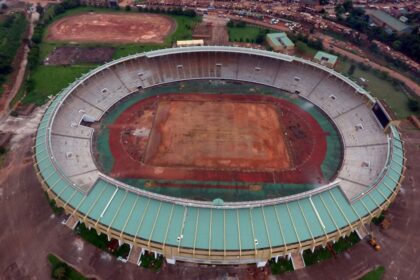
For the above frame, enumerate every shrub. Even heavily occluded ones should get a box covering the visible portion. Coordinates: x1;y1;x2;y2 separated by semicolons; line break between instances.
408;99;419;112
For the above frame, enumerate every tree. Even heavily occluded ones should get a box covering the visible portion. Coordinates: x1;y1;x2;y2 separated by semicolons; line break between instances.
35;3;44;15
408;99;419;112
348;64;356;76
51;263;69;280
392;40;402;50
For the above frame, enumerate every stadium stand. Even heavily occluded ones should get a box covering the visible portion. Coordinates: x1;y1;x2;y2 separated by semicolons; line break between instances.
35;46;405;266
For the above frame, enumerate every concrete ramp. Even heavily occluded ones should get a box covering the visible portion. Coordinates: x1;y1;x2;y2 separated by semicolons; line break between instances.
291;251;305;270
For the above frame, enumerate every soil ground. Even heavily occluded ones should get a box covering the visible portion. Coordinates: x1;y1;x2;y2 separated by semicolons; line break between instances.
0;111;418;279
46;12;176;44
106;93;327;185
44;46;115;66
144;100;291;171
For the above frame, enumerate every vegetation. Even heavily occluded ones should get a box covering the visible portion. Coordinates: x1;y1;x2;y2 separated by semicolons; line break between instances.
22;65;95;105
228;22;270;44
335;1;419;62
360;266;385;280
75;223;130;258
336;59;419;118
303;232;360;266
48;254;89;280
45;192;64;215
140;252;164;271
0;13;27;94
372;212;386;225
0;146;7;168
18;1;200;105
269;258;294;275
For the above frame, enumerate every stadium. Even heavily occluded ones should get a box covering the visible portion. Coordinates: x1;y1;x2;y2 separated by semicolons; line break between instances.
34;46;405;267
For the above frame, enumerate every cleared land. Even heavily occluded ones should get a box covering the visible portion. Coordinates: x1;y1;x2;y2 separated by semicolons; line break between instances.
46;13;176;44
144;100;291;171
44;46;115;65
106;93;328;184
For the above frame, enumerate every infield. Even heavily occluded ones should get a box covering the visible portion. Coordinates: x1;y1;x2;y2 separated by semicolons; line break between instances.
46;13;176;44
144;100;291;171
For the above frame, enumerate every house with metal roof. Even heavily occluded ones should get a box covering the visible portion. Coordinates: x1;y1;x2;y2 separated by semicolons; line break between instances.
366;9;412;35
266;32;295;52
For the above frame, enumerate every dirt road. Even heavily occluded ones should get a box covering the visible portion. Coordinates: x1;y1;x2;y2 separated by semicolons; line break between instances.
0;12;35;122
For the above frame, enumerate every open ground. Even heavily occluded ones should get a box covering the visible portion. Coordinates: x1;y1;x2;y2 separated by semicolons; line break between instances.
46;12;176;44
104;93;328;185
145;100;291;171
0;108;419;279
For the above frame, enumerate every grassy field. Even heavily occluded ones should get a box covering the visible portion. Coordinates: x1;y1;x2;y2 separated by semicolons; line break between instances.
21;65;95;105
360;266;385;280
336;59;416;119
47;254;88;280
20;7;199;105
295;40;318;58
228;25;262;42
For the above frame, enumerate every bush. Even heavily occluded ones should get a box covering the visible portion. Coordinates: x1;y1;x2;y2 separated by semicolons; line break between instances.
348;64;356;76
140;253;164;271
408;99;419;112
125;5;131;11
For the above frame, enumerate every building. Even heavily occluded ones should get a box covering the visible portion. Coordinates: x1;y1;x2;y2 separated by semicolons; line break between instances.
314;51;338;68
366;9;412;35
176;39;204;47
266;32;295;52
35;46;404;267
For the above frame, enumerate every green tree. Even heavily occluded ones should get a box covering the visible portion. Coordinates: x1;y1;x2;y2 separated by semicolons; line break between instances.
408;99;419;112
348;64;356;76
52;263;69;280
392;40;402;50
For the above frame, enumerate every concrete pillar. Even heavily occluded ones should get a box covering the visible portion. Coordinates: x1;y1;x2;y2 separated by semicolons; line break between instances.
166;258;176;265
256;261;267;268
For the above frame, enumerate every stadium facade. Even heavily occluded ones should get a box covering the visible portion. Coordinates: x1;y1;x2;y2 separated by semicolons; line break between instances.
34;46;405;266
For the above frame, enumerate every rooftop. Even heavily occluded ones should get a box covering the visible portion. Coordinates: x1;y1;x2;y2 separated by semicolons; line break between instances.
366;9;411;33
314;51;338;65
266;32;295;48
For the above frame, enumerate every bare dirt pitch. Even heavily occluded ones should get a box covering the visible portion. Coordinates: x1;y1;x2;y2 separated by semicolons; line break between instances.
107;93;328;185
145;100;291;171
46;13;176;44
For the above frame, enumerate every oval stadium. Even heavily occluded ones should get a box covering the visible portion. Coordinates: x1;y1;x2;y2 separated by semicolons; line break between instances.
34;46;405;267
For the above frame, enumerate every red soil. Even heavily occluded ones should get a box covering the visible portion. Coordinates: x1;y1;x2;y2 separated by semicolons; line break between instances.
107;94;328;185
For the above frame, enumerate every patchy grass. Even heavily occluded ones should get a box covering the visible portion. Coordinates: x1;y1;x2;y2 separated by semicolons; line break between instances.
295;40;318;58
228;25;262;42
22;8;200;106
360;266;385;280
269;258;294;275
21;65;95;105
336;59;416;119
47;254;89;280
